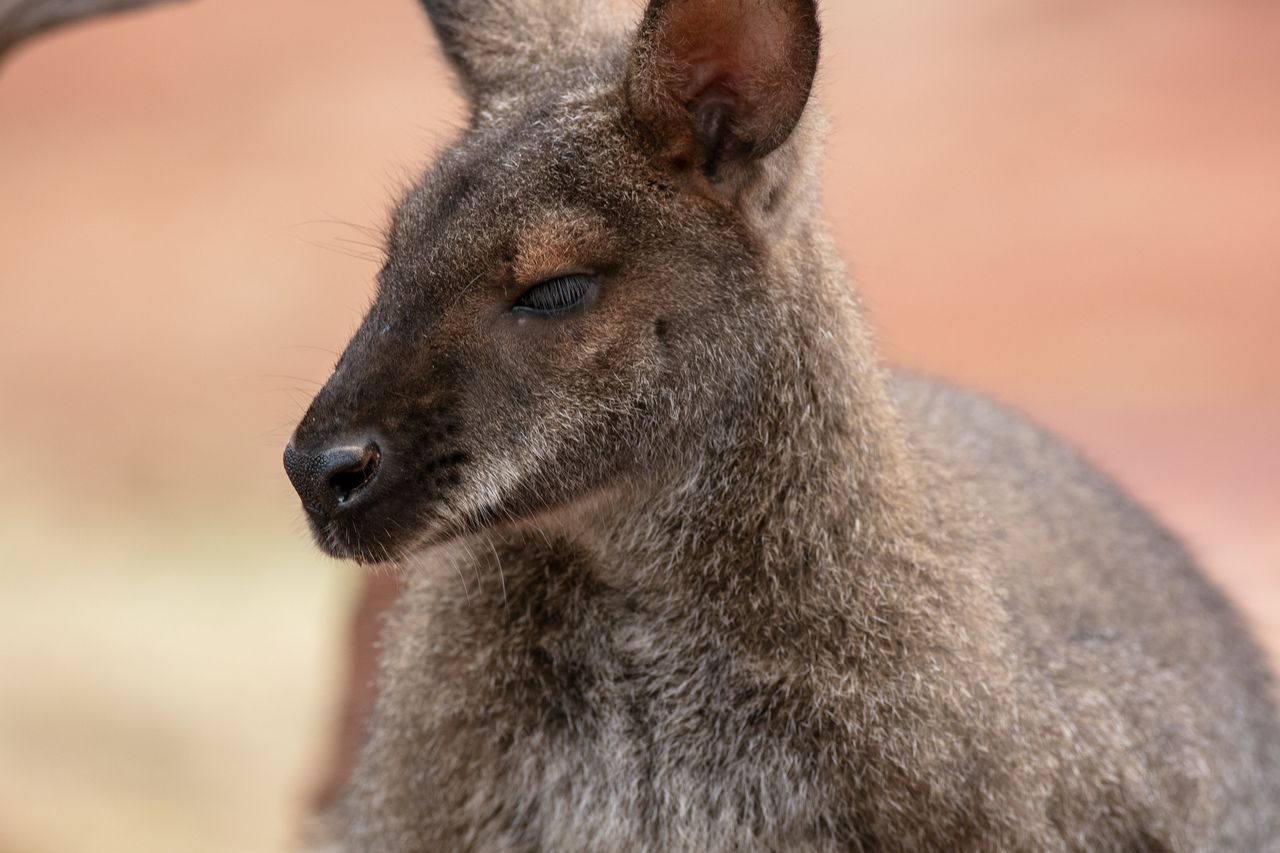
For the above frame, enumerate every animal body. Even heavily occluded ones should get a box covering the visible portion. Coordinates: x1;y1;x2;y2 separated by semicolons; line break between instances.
283;0;1280;849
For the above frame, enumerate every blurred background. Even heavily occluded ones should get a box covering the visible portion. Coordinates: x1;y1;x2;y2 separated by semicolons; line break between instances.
1;0;1277;851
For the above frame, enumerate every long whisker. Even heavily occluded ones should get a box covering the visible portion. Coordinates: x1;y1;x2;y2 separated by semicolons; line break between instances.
485;535;509;608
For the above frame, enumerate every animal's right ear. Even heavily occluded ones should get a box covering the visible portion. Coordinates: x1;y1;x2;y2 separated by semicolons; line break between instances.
624;0;821;181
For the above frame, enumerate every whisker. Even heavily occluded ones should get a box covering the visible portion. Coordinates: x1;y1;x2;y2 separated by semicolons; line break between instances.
295;236;383;264
486;535;509;608
256;373;326;387
291;216;385;239
281;344;342;358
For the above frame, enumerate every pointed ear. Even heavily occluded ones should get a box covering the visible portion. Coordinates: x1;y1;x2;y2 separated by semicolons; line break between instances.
625;0;820;179
420;0;625;109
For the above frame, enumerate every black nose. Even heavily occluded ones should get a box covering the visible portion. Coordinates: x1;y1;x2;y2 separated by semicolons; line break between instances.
283;438;382;517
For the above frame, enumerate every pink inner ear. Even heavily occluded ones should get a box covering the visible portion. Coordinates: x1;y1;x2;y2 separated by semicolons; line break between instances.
663;2;800;137
628;0;819;165
683;55;741;99
680;56;745;124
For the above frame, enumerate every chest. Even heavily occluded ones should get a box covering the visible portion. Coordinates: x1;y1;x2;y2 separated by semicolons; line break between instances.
365;586;842;852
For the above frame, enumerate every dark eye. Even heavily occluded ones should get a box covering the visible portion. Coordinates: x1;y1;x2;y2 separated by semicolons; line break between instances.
513;274;596;317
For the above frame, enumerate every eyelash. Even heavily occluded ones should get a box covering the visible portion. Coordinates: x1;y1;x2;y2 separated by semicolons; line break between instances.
512;274;597;317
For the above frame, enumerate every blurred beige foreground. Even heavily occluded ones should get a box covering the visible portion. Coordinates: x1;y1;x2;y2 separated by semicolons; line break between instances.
1;1;1277;851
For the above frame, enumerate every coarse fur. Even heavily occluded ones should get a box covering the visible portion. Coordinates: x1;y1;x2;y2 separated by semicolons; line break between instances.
285;0;1280;849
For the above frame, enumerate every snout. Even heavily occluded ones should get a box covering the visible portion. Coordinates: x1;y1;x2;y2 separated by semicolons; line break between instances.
283;437;383;519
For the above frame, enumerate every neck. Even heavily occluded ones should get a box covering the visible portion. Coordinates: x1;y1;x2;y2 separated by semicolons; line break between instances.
579;220;937;642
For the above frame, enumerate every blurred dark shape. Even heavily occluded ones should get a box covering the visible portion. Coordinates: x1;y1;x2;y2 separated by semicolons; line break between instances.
0;0;188;58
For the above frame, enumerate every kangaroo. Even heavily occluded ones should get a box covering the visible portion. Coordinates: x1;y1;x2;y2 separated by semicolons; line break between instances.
283;0;1280;849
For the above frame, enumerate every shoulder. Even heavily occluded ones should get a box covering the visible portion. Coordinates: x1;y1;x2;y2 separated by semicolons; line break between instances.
888;369;1111;506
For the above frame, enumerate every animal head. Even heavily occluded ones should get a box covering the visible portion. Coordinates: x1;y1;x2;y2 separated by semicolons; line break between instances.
285;0;824;562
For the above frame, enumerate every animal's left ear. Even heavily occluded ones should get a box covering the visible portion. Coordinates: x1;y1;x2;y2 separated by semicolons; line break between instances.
625;0;820;180
419;0;627;112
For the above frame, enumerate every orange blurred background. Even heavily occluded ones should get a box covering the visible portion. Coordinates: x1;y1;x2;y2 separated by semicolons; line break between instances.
1;1;1277;851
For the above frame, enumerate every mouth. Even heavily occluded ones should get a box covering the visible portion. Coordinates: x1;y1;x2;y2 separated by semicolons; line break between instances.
304;500;461;565
308;515;410;564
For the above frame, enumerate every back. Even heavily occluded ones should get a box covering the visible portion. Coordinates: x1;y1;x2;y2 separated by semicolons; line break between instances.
892;372;1280;848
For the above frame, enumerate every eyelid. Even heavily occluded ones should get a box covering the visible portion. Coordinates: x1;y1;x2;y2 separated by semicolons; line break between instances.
508;269;598;306
514;267;596;290
512;273;597;316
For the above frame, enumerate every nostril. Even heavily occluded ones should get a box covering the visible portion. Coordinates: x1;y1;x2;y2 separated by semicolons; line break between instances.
327;443;381;506
284;438;384;516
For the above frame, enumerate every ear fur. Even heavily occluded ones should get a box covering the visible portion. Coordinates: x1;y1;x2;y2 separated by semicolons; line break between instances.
420;0;627;109
625;0;821;179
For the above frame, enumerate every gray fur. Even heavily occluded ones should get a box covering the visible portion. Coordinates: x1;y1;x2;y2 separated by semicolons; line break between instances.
287;0;1280;849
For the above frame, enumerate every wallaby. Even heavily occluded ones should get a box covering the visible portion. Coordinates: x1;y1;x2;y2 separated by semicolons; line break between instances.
283;0;1280;849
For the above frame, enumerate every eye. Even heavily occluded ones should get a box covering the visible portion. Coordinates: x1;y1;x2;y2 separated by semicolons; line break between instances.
512;274;596;317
